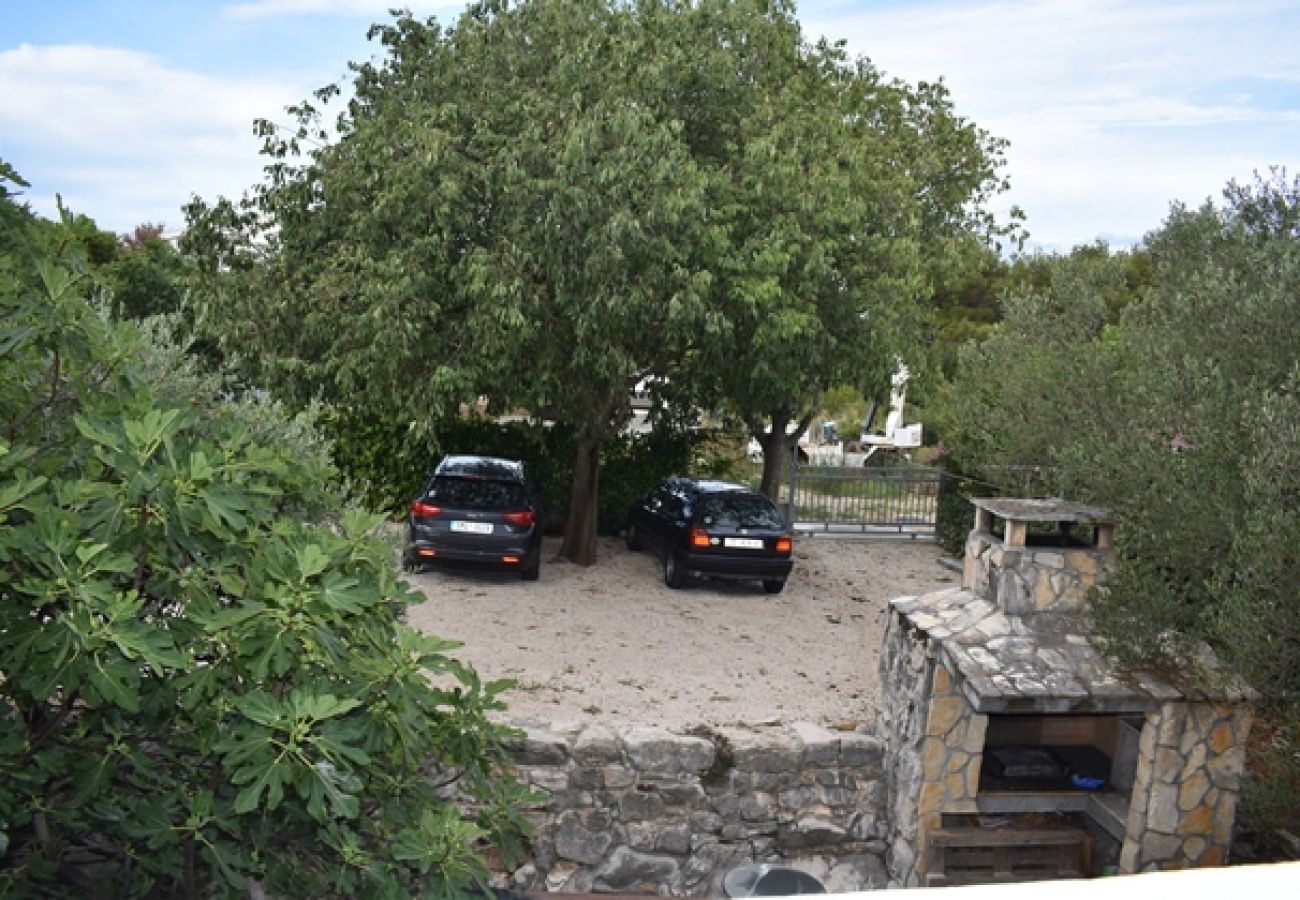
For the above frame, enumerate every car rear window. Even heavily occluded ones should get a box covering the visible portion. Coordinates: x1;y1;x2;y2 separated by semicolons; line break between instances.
697;494;785;529
427;476;528;511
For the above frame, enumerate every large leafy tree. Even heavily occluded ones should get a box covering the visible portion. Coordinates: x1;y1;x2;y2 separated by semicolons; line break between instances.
696;50;1016;497
184;0;1015;559
185;0;721;564
0;179;530;896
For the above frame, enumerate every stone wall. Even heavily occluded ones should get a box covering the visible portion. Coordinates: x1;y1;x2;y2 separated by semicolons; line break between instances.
1122;701;1254;871
962;529;1111;616
875;596;937;885
495;722;891;896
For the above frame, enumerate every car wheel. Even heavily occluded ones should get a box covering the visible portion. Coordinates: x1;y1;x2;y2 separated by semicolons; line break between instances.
664;551;685;589
762;579;786;595
401;553;420;574
625;522;642;551
521;553;540;582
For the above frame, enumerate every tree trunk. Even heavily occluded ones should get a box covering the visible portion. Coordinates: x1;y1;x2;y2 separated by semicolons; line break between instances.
560;433;602;565
757;415;793;500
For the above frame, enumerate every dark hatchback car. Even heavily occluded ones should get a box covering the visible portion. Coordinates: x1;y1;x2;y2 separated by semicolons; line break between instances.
403;455;542;580
626;476;794;594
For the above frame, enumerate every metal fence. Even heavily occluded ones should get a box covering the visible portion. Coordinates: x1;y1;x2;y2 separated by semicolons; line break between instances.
781;464;943;538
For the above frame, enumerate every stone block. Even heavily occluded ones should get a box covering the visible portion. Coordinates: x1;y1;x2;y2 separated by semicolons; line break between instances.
1209;721;1234;754
839;732;885;773
1155;747;1183;781
573;724;622;766
660;782;707;807
778;785;819;810
524;768;570;793
658;823;692;855
777;816;849;850
921;739;947;780
1178;771;1210;811
591;847;680;894
1035;550;1066;570
690;810;724;833
1065;550;1097;578
569;766;603;791
554;817;612;865
623;727;715;777
925;696;967;738
1148;788;1181;834
1157;705;1186;748
620;789;666;821
1141;832;1183;863
506;726;570;765
603;765;635;790
739;792;775;822
790;722;842;766
625;821;658;852
1182;805;1214;836
723;727;805;773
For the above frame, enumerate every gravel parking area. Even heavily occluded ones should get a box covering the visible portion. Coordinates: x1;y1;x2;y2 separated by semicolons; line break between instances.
403;535;956;730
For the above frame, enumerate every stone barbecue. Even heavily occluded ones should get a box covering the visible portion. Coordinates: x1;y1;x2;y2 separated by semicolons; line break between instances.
878;499;1254;886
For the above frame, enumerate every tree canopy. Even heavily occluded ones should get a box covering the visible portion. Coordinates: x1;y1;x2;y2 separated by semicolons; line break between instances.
184;0;1015;559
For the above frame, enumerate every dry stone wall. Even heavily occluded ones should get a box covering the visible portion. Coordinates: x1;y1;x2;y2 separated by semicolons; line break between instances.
495;722;891;896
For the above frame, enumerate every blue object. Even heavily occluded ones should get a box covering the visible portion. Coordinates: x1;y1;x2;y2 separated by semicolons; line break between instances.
1071;773;1105;790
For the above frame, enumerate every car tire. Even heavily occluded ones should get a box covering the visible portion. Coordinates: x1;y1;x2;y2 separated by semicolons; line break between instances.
521;552;540;582
625;522;642;551
762;579;786;595
664;551;685;589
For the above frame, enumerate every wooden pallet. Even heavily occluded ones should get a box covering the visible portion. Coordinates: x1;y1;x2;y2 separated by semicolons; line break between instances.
925;827;1091;886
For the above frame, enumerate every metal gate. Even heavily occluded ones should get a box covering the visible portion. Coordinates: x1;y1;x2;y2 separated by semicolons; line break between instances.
782;456;942;538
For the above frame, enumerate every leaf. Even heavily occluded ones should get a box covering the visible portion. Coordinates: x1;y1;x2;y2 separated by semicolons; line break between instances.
295;543;330;579
88;659;140;712
0;473;47;514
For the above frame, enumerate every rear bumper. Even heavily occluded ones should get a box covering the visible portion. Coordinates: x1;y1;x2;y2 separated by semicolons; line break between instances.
405;537;537;570
678;551;793;581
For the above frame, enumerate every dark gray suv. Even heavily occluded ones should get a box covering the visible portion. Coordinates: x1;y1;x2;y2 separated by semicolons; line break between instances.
403;455;542;580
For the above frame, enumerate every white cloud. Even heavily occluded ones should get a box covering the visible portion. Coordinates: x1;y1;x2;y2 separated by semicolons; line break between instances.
0;43;310;231
224;0;449;19
802;0;1300;249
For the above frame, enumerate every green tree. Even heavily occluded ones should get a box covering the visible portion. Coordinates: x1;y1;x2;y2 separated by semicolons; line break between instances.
1;194;530;896
699;54;1016;497
102;223;191;321
184;0;1015;556
185;0;721;565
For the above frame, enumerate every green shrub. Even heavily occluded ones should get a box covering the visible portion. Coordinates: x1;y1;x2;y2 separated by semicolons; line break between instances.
0;232;529;895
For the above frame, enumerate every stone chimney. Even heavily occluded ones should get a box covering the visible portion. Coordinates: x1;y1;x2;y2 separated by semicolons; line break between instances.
962;498;1114;616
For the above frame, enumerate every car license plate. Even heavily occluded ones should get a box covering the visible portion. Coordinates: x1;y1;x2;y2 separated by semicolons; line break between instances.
724;537;764;549
450;520;493;535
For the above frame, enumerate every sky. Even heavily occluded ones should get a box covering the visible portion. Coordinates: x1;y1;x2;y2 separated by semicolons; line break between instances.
2;0;1298;252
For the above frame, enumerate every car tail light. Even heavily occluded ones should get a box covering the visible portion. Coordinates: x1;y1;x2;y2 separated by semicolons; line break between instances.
411;500;443;518
503;510;535;527
501;555;521;564
690;528;712;548
775;536;793;554
417;548;437;558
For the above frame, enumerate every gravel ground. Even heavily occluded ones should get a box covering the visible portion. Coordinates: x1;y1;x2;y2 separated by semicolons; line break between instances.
403;535;956;730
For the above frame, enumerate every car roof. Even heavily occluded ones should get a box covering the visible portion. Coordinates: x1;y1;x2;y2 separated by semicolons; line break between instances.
435;455;526;481
667;476;761;496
